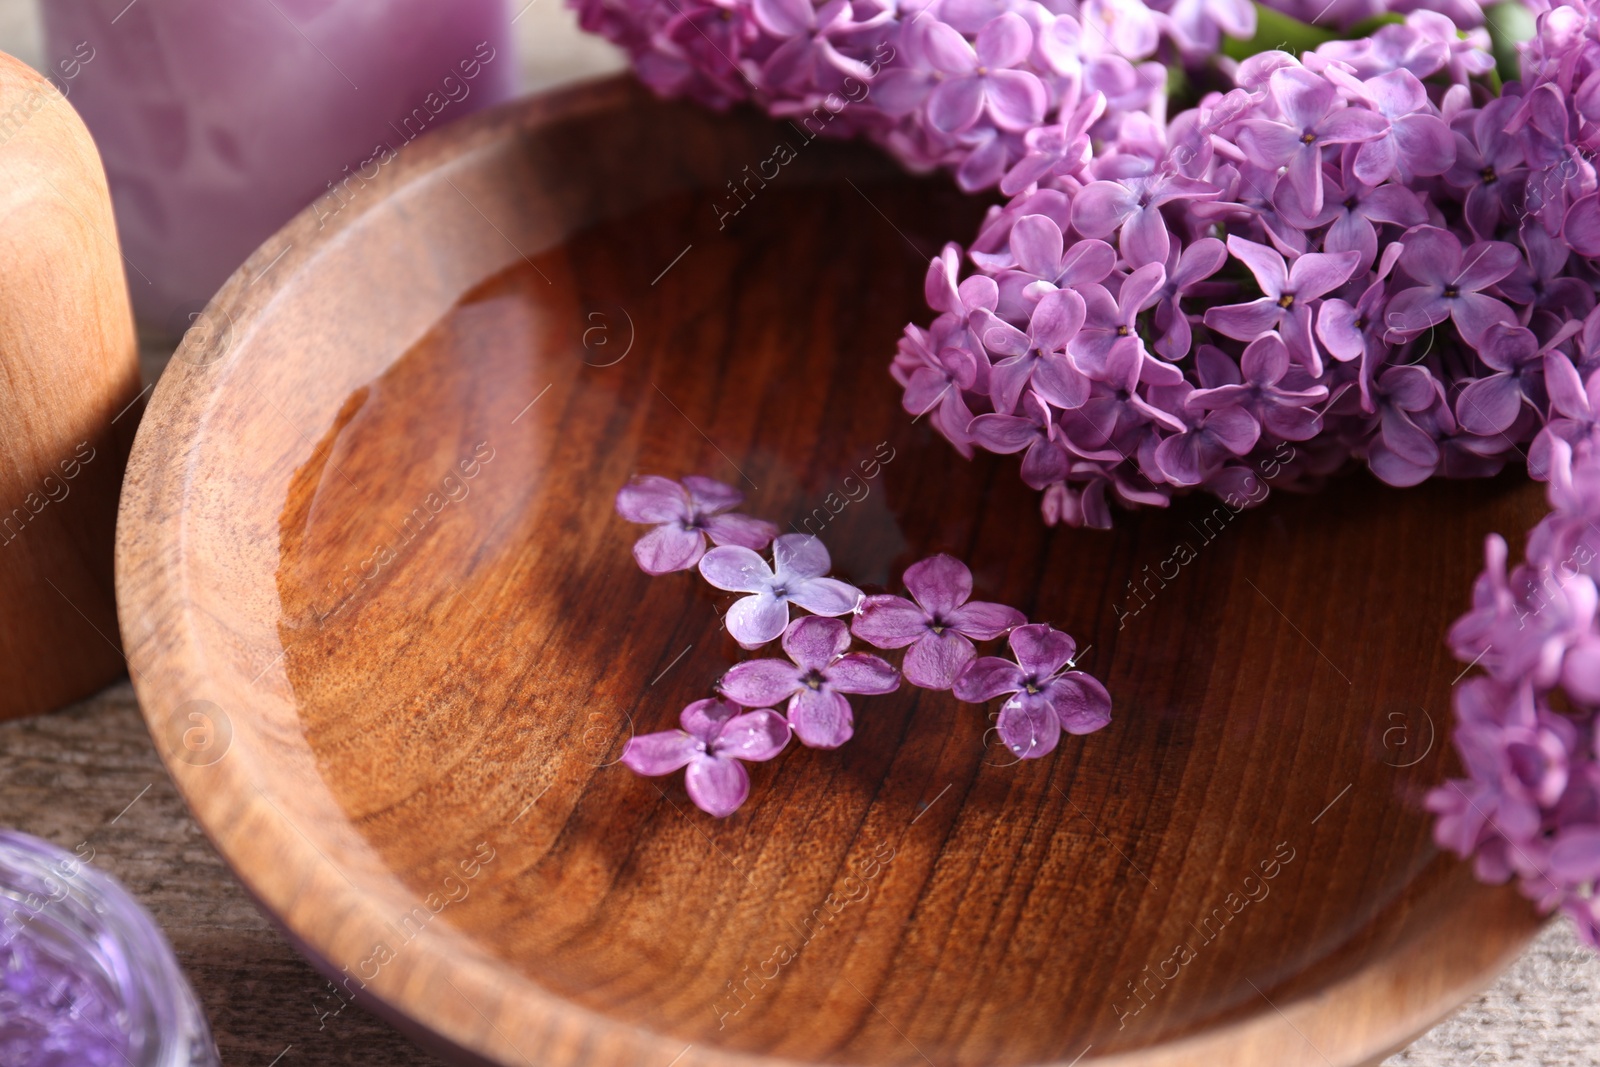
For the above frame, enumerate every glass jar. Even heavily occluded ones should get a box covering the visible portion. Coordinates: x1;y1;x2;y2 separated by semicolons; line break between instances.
0;829;219;1067
39;0;518;335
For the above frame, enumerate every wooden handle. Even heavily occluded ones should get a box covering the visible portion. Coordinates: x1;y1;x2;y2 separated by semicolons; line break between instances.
0;50;140;718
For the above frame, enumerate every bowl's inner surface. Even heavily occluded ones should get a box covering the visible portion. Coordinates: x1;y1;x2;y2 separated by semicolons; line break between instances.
267;170;1537;1066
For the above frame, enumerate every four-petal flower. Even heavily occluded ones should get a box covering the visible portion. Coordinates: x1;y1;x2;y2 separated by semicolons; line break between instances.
852;554;1026;689
622;698;790;817
700;533;864;649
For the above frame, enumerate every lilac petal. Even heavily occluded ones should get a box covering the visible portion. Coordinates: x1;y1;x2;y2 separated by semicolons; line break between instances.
952;656;1026;702
1549;828;1600;884
975;12;1031;68
928;77;985;134
1288;250;1360;303
1397;226;1462;287
1122;207;1171;269
1235;121;1304;167
1546;353;1589;420
1225;236;1288;296
1204;299;1281;340
1286;147;1325;217
1454;241;1522;292
1120;262;1167;316
616;475;689;523
969;413;1039;454
721;657;801;706
782;614;851;670
828;652;900;694
1275;68;1335;130
790;577;863;616
1382;287;1449;338
1031;288;1086;351
1020;438;1070;489
1044;673;1112;734
1390;114;1455;177
1154;433;1207;486
852;595;928;649
1456;375;1523;436
772;532;830;580
680;696;738;741
923;19;977;74
1071;181;1138;238
726;594;792;649
685;756;750;818
1450;292;1517;346
985;70;1046;131
1240;333;1289;384
1208;407;1262;454
1565;194;1600;258
997;693;1062;759
681;475;743;513
946;599;1025;640
1316;298;1365;363
633;525;707;575
904;631;976;690
1317;108;1389;145
1058;241;1118;287
1352;136;1399;188
1011;215;1064;278
716;709;791;762
989;356;1034;416
905;553;974;615
621;730;699;775
699;545;773;592
1174;237;1228;288
1008;623;1076;676
1032;354;1090;410
704;512;778;551
979;313;1031;360
752;0;812;35
788;687;854;748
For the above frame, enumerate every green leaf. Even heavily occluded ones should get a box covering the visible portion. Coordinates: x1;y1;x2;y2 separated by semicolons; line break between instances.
1486;0;1537;85
1222;2;1339;62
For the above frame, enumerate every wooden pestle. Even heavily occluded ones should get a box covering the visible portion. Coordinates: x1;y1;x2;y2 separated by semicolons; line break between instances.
0;51;141;718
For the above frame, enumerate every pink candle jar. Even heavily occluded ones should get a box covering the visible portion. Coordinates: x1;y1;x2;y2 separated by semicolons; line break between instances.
40;0;518;334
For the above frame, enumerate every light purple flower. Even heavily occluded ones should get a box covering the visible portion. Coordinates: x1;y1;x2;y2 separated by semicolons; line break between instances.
852;554;1025;689
1149;381;1261;486
952;623;1111;759
622;698;790;817
1202;237;1359;375
922;14;1046;135
1456;321;1581;437
1235;67;1390;215
1070;171;1222;268
975;288;1089;414
1383;226;1520;346
1152;236;1227;360
720;616;899;748
1071;263;1182;382
616;475;778;575
1443;97;1529;239
1324;66;1456;185
699;533;864;649
1189;334;1327;442
970;392;1073;490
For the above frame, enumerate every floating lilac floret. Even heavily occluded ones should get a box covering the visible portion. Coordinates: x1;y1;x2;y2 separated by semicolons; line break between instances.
621;698;791;817
721;616;900;748
853;554;1025;689
615;475;778;575
953;623;1111;759
699;533;864;649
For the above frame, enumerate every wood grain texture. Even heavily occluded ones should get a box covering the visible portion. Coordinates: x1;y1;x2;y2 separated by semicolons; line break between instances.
117;76;1547;1067
0;49;141;718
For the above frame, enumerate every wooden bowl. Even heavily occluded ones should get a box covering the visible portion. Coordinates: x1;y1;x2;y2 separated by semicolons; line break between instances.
117;77;1546;1067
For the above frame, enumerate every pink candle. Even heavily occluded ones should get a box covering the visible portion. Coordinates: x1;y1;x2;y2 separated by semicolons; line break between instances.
41;0;518;334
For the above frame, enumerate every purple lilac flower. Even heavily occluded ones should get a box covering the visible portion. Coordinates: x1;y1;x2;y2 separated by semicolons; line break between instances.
1383;226;1521;347
616;475;778;575
1203;237;1359;375
720;616;899;747
622;698;790;817
1234;67;1390;215
952;623;1111;759
852;554;1025;689
699;532;864;649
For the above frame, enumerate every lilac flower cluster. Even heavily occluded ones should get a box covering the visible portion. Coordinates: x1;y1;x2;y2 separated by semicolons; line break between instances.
1430;428;1600;947
616;476;1110;814
893;9;1583;526
570;0;1483;194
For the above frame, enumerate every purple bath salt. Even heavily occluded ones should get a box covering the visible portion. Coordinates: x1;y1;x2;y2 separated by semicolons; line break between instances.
0;830;218;1067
